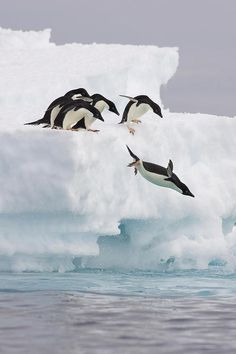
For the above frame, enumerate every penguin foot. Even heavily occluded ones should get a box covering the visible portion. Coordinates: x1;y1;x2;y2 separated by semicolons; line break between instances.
131;119;142;124
87;129;100;133
66;128;79;131
128;127;135;135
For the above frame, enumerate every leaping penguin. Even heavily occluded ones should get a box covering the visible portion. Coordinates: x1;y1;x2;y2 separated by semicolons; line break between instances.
90;94;119;116
24;88;91;128
119;95;163;134
126;146;194;197
53;101;104;132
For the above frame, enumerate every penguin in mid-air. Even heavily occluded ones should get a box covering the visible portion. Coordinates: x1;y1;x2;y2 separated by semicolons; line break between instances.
119;95;163;134
24;88;91;128
53;100;104;131
126;146;194;197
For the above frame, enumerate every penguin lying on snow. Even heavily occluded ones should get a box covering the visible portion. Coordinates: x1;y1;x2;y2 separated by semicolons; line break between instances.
119;95;163;134
24;88;91;128
126;146;194;197
53;101;104;131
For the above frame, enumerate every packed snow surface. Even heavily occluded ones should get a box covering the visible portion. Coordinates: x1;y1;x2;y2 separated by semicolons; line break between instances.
0;28;235;272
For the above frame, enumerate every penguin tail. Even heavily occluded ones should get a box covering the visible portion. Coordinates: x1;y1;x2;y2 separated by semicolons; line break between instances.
24;118;45;126
126;145;140;166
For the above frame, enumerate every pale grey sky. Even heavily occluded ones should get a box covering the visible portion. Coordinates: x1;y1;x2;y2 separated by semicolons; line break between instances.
0;0;235;116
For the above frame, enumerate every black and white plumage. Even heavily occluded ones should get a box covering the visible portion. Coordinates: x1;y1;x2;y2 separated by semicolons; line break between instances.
126;146;194;197
91;94;119;116
24;88;90;127
53;101;104;131
70;93;119;130
119;95;163;134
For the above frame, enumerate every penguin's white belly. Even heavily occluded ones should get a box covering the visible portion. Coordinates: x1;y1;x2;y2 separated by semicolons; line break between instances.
138;163;182;194
94;100;108;113
62;109;84;130
50;105;62;126
84;115;96;129
127;103;151;124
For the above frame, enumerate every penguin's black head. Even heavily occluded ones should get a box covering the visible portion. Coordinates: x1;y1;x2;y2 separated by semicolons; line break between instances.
65;88;90;100
91;94;120;116
152;102;163;118
181;184;195;198
91;93;104;104
107;101;120;115
135;95;163;118
89;105;104;122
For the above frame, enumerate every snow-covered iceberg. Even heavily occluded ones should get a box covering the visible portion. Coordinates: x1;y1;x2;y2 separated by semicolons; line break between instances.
0;28;235;272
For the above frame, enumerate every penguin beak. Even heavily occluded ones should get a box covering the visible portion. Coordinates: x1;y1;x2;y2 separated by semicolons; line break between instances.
184;190;195;198
110;106;120;116
98;115;104;122
97;116;104;122
154;109;163;118
153;104;163;118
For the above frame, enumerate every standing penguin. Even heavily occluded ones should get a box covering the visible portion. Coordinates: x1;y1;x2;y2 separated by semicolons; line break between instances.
90;94;119;116
126;146;194;197
53;101;104;131
71;93;120;130
119;95;163;134
24;88;91;127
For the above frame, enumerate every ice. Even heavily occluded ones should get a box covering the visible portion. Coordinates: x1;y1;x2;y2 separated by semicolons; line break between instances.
0;28;235;272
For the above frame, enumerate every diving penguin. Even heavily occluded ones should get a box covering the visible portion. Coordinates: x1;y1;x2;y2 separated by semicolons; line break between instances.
53;100;104;131
119;95;163;134
24;88;91;128
126;146;194;197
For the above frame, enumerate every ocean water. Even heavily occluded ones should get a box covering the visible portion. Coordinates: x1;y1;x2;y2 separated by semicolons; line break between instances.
1;269;236;354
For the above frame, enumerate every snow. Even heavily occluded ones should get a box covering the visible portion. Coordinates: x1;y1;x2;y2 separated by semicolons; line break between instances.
0;28;235;272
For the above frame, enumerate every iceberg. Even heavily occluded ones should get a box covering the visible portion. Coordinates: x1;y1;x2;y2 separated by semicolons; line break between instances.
0;28;235;272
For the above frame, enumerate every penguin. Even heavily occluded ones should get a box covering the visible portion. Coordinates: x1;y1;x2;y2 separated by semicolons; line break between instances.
71;93;120;131
24;88;91;127
53;100;104;131
90;94;120;116
126;146;194;197
119;95;163;134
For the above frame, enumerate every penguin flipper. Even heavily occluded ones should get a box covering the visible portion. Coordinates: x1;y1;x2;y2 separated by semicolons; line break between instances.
166;160;173;177
119;95;138;103
119;101;133;124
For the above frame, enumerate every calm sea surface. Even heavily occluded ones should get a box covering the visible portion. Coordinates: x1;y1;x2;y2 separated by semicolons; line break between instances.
1;270;236;354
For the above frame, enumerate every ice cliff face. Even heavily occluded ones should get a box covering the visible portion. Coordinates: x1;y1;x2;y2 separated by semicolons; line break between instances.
0;28;235;272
